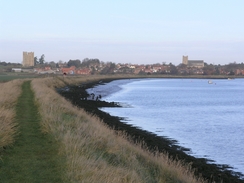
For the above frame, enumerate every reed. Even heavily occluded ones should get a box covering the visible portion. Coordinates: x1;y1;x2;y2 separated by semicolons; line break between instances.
0;80;23;148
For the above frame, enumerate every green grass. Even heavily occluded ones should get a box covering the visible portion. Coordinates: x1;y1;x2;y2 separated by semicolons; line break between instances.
0;81;65;183
0;74;38;83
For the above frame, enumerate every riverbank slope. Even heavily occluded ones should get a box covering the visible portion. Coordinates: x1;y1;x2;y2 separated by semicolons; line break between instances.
58;75;244;183
31;75;205;182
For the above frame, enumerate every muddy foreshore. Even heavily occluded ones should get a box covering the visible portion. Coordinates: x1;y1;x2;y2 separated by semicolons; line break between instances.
57;78;244;183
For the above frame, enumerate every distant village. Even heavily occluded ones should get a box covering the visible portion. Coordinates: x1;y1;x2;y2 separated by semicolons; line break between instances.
1;52;244;76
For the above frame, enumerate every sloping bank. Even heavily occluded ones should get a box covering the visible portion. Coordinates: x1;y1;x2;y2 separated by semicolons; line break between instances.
29;75;205;183
57;76;244;183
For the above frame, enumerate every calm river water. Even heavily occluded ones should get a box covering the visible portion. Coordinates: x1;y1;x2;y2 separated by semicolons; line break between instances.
87;78;244;175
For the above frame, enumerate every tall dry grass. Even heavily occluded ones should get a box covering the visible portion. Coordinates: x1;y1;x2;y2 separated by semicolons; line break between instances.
31;76;205;183
0;80;24;148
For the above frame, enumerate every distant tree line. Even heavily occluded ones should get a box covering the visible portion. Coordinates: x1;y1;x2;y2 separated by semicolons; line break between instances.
0;61;21;67
34;54;45;65
67;58;100;68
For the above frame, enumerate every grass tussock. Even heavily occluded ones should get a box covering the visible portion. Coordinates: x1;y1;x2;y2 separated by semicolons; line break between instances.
31;76;205;183
0;80;23;148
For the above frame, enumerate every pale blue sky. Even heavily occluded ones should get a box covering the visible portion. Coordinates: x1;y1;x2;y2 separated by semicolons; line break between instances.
0;0;243;65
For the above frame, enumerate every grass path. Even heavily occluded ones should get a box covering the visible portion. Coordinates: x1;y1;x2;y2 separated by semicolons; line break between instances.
0;81;64;183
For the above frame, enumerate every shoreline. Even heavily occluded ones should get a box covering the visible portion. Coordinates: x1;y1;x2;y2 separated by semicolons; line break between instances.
58;77;244;183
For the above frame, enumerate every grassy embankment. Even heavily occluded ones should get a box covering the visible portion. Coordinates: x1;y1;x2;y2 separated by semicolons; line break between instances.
1;74;243;182
30;75;205;182
0;81;64;182
0;75;204;183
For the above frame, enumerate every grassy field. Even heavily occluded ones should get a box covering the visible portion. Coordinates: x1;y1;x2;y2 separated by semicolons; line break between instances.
0;73;38;83
0;75;219;182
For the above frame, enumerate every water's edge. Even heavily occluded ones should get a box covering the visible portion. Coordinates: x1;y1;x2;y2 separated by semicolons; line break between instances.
57;78;244;183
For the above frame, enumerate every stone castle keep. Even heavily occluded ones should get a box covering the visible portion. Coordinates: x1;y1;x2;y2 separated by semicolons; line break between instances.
23;52;34;67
